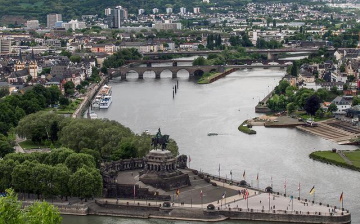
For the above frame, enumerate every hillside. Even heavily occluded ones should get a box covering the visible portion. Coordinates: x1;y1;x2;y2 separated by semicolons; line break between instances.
0;0;297;26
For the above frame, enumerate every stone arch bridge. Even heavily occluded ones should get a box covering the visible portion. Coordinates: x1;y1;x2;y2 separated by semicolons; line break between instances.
110;65;225;80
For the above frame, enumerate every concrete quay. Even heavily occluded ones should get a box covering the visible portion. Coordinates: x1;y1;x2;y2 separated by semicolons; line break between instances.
56;169;351;223
296;119;360;145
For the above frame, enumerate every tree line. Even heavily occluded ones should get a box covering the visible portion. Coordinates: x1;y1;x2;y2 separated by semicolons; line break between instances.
15;111;179;160
0;148;102;201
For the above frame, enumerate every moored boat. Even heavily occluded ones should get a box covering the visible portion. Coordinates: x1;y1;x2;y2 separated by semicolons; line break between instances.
99;96;112;109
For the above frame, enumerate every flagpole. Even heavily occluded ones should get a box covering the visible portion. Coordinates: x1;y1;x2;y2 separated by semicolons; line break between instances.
218;164;220;180
298;182;300;199
268;192;270;210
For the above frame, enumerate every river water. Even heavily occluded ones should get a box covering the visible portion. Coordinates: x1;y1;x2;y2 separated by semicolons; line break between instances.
64;64;359;223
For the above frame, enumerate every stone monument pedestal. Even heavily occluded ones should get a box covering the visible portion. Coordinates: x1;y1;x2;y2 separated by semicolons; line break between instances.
139;149;190;191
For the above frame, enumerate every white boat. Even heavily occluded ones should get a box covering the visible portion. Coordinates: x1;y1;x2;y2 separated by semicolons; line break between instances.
99;96;112;109
92;95;102;108
89;111;98;119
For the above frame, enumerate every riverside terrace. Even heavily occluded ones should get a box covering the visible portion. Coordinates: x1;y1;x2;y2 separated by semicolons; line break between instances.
85;169;351;223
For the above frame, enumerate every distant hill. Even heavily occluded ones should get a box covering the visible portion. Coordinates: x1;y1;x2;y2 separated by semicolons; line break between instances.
0;0;307;26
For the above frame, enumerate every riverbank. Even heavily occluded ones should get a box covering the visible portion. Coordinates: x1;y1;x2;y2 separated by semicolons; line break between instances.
72;76;107;118
53;167;351;223
198;68;239;84
310;150;360;172
296;119;360;145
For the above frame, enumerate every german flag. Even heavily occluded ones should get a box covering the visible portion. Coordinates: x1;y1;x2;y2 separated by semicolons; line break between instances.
340;192;343;202
309;186;315;195
176;189;180;197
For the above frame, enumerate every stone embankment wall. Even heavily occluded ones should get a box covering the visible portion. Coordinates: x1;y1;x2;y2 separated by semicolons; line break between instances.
255;90;274;113
213;210;351;224
208;68;239;83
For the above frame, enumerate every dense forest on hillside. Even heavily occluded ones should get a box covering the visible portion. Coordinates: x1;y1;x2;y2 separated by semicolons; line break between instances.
0;0;316;25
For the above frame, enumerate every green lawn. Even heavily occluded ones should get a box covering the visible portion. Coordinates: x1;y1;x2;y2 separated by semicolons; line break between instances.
19;140;45;150
310;150;360;171
344;151;360;167
311;151;345;163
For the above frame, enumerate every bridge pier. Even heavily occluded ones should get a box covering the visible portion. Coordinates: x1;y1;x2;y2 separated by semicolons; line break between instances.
172;72;177;78
155;72;161;79
138;73;143;79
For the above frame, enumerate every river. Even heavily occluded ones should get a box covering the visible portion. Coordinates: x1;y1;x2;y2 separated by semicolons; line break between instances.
64;64;359;223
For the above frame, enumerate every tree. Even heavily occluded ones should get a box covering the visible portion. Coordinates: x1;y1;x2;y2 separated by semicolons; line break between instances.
287;102;297;115
192;56;207;66
68;167;102;201
0;189;24;224
59;97;70;107
25;201;62;224
304;95;321;116
64;81;75;96
64;153;96;173
327;103;338;113
290;61;298;76
0;139;14;158
0;189;62;224
70;55;81;63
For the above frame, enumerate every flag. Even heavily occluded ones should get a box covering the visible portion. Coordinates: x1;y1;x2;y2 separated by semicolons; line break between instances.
244;190;249;200
309;186;315;195
188;156;191;163
218;164;220;172
284;180;287;189
243;170;246;179
298;182;300;191
176;189;180;197
230;170;232;175
222;191;226;199
200;190;203;198
340;192;343;202
256;173;259;181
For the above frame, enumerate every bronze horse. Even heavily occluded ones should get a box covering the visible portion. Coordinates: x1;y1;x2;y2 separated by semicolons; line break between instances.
151;135;169;150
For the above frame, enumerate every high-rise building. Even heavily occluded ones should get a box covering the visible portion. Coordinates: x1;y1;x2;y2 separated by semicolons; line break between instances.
166;8;173;14
153;8;159;14
180;7;187;15
47;14;62;28
105;8;112;16
107;6;128;29
193;7;200;14
0;39;11;54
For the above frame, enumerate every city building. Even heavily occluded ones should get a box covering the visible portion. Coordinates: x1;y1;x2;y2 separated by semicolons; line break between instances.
180;7;187;15
47;14;62;28
0;38;11;54
62;20;86;30
107;6;128;29
193;7;200;14
153;21;182;31
105;8;112;16
139;9;145;15
166;8;173;14
153;8;159;14
26;20;40;30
